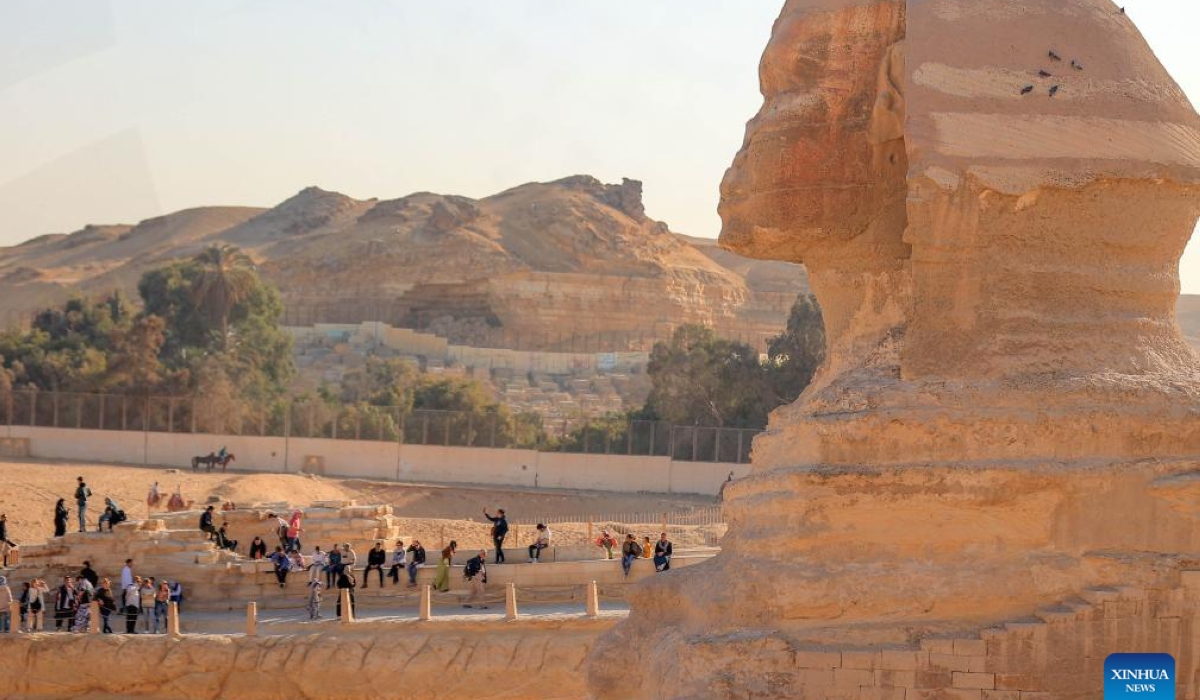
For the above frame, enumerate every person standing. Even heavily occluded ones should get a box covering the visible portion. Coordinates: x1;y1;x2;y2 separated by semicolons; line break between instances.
27;579;49;631
153;581;169;633
95;578;116;633
362;542;386;588
0;513;16;549
462;550;488;609
122;579;140;633
433;541;457;592
168;581;183;611
406;540;426;587
620;535;642;578
0;576;12;633
325;544;342;589
483;508;508;564
653;532;674;572
79;561;99;589
287;510;303;553
596;530;617;560
306;579;322;620
139;578;156;632
53;499;68;538
120;559;134;591
73;477;91;533
72;590;92;633
387;540;407;586
54;576;76;631
527;524;550;563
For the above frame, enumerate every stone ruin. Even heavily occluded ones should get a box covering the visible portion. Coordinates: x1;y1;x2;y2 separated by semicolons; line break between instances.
588;0;1200;698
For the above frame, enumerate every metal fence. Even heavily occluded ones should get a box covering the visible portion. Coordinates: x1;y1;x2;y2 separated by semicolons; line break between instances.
0;389;760;463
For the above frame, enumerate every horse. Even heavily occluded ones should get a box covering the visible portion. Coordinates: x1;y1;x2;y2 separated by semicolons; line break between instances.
191;453;218;472
217;453;236;473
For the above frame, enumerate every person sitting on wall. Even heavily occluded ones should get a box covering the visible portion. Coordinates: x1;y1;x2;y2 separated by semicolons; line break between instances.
215;522;237;552
248;536;267;560
98;498;125;532
527;523;551;563
199;505;217;541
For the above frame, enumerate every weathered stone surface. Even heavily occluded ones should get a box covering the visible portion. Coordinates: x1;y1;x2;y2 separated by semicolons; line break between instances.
589;1;1200;699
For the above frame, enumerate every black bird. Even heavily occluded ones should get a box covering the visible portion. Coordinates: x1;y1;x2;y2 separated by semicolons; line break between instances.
1120;7;1126;14
1049;85;1060;97
1071;60;1084;71
1038;70;1052;77
1049;50;1062;61
1021;84;1034;95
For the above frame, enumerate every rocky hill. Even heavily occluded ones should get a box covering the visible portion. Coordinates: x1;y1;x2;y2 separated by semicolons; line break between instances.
0;176;807;351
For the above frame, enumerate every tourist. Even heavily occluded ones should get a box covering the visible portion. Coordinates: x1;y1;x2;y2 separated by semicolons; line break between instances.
268;512;290;551
168;580;184;610
0;541;12;570
641;536;653;559
53;499;68;538
54;576;76;631
95;578;116;633
287;510;303;553
147;482;161;510
79;561;99;589
154;581;170;633
483;508;508;564
433;540;457;592
325;543;342;589
308;545;327;582
269;546;291;588
287;548;306;574
620;535;642;578
74;476;91;533
462;549;488;609
406;540;426;587
341;542;358;571
16;581;30;632
26;578;49;632
248;536;267;560
139;578;156;632
527;523;550;563
0;576;11;633
387;540;407;586
216;522;237;552
199;505;217;540
654;532;673;572
362;541;386;588
72;590;91;633
0;513;16;549
97;497;125;532
306;579;322;620
74;572;94;597
335;569;357;620
123;579;140;633
596;530;617;560
120;559;134;590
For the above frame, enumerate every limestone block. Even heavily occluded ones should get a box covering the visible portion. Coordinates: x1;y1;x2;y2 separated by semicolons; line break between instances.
952;673;996;690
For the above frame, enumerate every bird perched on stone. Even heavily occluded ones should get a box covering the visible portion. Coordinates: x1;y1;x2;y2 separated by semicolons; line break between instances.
1071;60;1084;71
1049;85;1060;97
1049;50;1062;61
1038;70;1052;77
1119;7;1126;14
1021;85;1034;95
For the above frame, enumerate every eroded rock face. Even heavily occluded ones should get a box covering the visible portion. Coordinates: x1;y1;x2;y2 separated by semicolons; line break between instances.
588;1;1200;698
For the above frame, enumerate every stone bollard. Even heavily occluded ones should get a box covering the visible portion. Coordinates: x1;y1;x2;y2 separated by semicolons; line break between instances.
505;583;518;621
168;602;180;637
585;580;599;618
246;602;257;636
418;584;431;621
88;602;101;634
340;588;354;624
8;601;19;633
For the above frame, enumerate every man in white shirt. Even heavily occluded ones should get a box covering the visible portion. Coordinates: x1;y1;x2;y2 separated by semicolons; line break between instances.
308;546;327;582
120;559;134;590
527;524;551;563
123;581;140;633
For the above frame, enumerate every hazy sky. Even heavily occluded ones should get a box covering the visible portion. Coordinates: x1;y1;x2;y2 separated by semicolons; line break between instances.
3;1;1200;292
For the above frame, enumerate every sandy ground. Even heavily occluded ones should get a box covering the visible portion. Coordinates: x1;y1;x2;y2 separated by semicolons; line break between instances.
0;459;720;550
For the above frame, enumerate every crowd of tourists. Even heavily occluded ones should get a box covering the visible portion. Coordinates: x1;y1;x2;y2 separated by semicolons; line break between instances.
0;558;182;634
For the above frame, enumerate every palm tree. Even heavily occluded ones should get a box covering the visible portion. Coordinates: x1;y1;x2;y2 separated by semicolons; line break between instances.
190;245;256;351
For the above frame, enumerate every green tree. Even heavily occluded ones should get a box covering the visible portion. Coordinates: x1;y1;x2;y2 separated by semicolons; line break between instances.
190;245;257;351
766;293;826;403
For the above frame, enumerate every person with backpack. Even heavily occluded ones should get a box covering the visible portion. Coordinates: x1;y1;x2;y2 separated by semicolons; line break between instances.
462;550;488;609
269;546;291;588
74;477;91;533
483;508;508;564
406;540;426;587
621;534;643;578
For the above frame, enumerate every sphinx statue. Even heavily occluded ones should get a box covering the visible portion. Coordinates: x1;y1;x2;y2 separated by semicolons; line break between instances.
588;1;1200;698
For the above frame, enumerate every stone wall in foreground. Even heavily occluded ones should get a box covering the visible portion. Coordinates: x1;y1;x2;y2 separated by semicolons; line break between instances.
0;618;613;700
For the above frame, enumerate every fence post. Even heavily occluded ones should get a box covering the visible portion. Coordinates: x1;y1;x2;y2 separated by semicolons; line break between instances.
74;396;82;429
504;583;518;620
98;394;105;431
627;421;633;455
88;601;100;633
443;415;450;446
649;421;655;456
714;429;721;463
122;396;128;431
52;393;59;428
419;584;432;621
190;398;196;434
490;414;497;448
737;430;745;463
28;391;36;427
661;512;667;536
587;519;594;544
422;415;429;445
167;398;175;434
691;427;698;462
246;602;257;636
585;581;599;617
168;602;180;637
340;589;354;624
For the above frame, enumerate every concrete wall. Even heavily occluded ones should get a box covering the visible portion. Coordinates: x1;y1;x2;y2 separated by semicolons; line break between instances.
6;426;750;496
